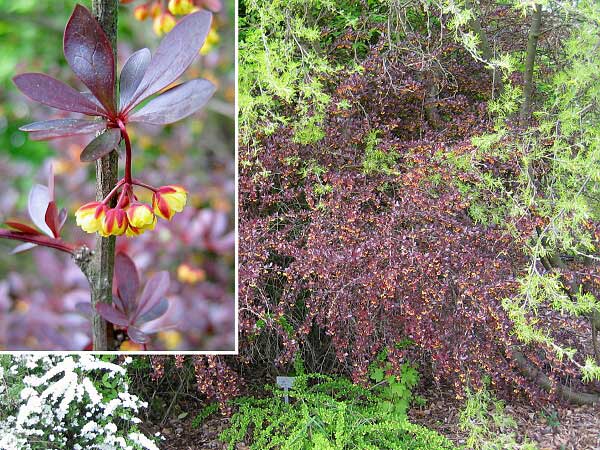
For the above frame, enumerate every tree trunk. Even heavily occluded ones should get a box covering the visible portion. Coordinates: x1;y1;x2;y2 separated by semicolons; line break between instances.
464;0;502;95
519;3;542;127
91;0;119;351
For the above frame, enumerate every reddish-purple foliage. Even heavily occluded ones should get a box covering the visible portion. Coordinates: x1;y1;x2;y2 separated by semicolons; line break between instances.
14;4;215;162
237;39;548;398
79;251;174;344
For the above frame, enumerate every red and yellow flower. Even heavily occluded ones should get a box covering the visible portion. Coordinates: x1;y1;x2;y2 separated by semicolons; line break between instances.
153;185;187;220
75;202;107;234
100;208;129;237
125;202;157;237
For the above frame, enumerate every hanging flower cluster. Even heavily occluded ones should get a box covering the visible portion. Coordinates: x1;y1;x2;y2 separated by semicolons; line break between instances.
75;183;187;237
14;4;215;238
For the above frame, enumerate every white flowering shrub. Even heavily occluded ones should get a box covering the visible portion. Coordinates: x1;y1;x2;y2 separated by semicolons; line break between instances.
0;354;160;450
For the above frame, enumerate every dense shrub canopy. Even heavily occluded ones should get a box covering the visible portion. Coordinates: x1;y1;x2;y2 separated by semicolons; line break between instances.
238;0;600;403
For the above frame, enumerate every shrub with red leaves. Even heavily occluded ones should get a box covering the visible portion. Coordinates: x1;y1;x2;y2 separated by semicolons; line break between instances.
237;34;549;399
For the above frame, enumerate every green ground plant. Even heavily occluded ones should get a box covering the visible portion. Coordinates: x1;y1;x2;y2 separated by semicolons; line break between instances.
220;372;456;450
459;380;538;450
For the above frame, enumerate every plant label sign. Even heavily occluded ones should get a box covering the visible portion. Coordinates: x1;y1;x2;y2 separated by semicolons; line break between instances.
276;376;296;404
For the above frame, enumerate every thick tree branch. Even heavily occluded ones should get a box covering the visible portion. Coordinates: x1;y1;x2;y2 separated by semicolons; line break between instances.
90;0;119;351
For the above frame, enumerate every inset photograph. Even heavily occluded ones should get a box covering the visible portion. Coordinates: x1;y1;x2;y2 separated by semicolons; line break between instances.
0;0;235;351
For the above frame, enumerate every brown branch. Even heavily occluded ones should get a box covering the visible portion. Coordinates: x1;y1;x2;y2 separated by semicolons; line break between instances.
519;3;543;127
513;350;600;405
90;0;119;351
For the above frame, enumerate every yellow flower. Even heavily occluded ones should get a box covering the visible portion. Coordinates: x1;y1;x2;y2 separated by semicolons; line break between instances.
100;208;128;237
134;4;149;21
177;263;206;284
126;215;157;237
153;185;187;220
200;27;220;55
126;202;156;228
153;12;176;36
168;0;195;15
119;340;145;351
75;202;106;234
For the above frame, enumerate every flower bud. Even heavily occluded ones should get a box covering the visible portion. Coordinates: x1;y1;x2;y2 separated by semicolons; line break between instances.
153;12;176;36
153;185;187;220
75;202;106;234
168;0;195;15
134;4;149;21
100;208;129;237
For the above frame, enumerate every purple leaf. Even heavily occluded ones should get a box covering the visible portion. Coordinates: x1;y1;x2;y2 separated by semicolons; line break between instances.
96;303;129;327
127;326;149;344
11;243;37;254
45;201;60;238
114;252;140;314
123;11;212;112
63;4;116;113
13;73;107;116
137;297;169;324
21;119;105;141
113;295;125;313
80;128;120;162
81;92;105;109
119;48;151;111
58;208;68;231
141;319;178;334
129;79;215;125
136;271;169;321
28;184;54;237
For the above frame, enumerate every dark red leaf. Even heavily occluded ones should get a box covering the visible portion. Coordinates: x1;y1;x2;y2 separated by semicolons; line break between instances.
5;220;42;235
129;79;215;125
28;184;54;237
127;326;149;344
123;10;212;112
136;271;169;320
119;48;151;111
21;119;105;141
80;128;121;162
13;73;107;116
0;229;75;254
45;201;61;238
114;251;140;314
96;303;129;327
63;4;116;114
